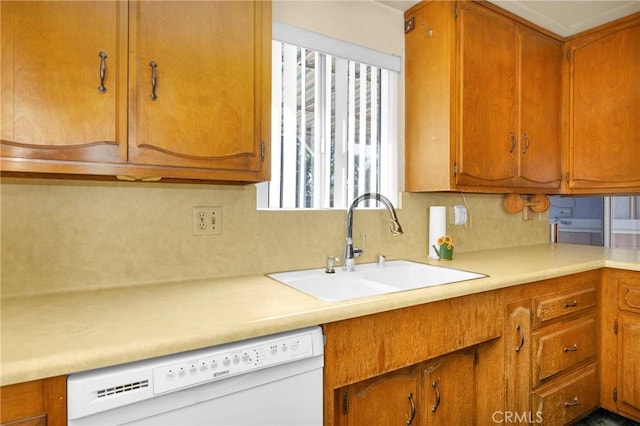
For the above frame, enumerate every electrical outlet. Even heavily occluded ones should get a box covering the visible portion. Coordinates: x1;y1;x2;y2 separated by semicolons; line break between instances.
192;206;222;235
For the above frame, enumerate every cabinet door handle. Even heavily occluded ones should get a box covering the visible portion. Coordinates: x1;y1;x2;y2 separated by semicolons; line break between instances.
149;61;158;101
515;323;525;352
406;392;416;425
564;300;578;308
509;131;517;153
563;344;578;352
564;396;579;407
521;133;530;154
98;51;108;93
431;381;441;412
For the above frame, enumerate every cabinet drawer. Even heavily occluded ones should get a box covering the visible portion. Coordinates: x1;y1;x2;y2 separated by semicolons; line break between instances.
533;284;596;328
532;316;596;385
532;363;598;426
619;282;640;314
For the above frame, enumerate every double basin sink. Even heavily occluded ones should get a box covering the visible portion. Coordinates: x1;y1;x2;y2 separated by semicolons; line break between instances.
268;260;486;301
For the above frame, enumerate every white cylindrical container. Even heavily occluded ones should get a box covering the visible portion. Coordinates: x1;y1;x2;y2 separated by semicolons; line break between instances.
429;206;447;259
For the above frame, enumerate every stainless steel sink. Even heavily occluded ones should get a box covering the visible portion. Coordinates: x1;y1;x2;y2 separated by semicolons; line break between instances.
268;260;486;301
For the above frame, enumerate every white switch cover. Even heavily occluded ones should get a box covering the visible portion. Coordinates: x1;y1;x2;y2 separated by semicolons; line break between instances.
453;205;467;225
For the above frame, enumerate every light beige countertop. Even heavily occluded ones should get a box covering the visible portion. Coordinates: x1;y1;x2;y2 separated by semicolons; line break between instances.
1;243;638;386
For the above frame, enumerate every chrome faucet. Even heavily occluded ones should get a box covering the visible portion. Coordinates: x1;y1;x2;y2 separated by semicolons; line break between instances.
343;193;403;271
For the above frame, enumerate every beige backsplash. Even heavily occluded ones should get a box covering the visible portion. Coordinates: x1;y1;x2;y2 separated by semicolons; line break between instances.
0;178;548;297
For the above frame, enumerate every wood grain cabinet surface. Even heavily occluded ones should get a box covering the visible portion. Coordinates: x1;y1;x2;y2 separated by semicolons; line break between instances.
563;15;640;193
503;271;600;425
0;376;66;426
323;290;500;426
338;364;421;426
0;1;127;164
1;1;271;183
405;1;561;193
532;363;599;426
127;1;269;178
337;348;477;426
601;269;640;422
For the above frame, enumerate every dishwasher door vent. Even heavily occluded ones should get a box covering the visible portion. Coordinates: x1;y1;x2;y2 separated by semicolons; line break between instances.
97;379;150;399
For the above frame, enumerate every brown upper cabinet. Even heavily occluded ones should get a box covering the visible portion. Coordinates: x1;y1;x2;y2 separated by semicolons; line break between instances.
1;1;271;183
405;1;562;193
0;2;127;165
563;16;640;194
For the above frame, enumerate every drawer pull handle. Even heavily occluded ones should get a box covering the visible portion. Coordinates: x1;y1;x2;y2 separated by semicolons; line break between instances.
563;344;578;352
521;133;530;154
431;381;441;412
564;300;578;308
564;396;579;407
98;51;108;93
509;131;517;153
515;324;525;352
406;393;416;425
149;60;158;101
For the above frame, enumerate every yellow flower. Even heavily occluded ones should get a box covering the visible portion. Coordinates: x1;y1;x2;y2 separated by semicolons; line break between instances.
437;235;454;247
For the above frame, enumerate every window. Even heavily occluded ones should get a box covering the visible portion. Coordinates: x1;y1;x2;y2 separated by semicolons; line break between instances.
257;22;400;209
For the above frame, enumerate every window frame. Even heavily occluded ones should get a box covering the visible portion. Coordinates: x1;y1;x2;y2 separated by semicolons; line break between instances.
257;22;401;210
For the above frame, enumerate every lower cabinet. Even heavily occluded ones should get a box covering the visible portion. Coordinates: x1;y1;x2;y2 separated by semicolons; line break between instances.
339;364;420;425
601;269;640;422
532;364;598;425
338;348;476;426
0;376;66;426
504;271;600;425
422;349;477;425
618;311;640;420
322;290;501;426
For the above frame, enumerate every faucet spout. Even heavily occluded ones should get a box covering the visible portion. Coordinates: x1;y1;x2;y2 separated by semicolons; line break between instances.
343;193;403;271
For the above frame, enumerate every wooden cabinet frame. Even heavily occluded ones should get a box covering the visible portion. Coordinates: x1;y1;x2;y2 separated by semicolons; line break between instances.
322;290;500;426
0;376;66;426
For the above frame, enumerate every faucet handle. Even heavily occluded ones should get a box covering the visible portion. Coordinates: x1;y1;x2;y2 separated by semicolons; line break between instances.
325;256;339;274
353;234;366;258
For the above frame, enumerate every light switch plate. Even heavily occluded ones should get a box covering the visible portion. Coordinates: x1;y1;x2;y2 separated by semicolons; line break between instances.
453;205;467;226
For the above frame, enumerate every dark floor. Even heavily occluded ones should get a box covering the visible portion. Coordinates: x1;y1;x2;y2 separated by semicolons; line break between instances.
575;409;640;425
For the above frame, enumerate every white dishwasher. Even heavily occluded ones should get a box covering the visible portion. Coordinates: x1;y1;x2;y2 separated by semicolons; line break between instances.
67;326;324;425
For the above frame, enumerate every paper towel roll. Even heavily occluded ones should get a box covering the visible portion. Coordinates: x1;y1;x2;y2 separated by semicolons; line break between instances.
429;206;447;259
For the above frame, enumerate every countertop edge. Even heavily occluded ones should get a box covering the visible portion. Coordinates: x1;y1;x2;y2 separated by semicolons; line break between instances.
1;244;638;386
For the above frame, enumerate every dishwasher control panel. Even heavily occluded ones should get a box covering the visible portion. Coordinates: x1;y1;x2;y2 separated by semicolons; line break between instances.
152;328;317;394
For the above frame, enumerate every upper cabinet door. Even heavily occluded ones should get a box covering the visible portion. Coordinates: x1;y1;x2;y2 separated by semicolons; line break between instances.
128;1;269;177
404;1;562;194
456;1;518;188
1;1;127;164
517;26;562;189
566;18;640;193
